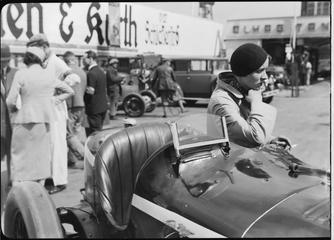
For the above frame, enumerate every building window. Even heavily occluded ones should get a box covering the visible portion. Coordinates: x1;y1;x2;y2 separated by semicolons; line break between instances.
302;1;330;16
306;2;315;15
317;2;330;15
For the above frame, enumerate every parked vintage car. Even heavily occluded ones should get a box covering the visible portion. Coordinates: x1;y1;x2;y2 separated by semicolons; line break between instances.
116;72;157;117
171;57;229;105
2;112;330;238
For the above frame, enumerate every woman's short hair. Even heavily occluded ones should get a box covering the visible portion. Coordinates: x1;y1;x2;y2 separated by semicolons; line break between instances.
23;52;43;66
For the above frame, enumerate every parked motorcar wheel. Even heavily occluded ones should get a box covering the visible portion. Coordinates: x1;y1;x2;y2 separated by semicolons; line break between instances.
123;93;146;117
4;181;63;238
140;90;157;113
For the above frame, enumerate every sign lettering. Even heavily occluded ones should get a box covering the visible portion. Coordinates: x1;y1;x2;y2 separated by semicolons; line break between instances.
308;23;315;31
1;3;223;57
85;3;104;45
145;20;179;46
321;22;329;30
252;25;260;33
26;3;43;39
120;4;137;47
276;24;283;33
233;25;239;34
59;3;73;43
6;3;24;39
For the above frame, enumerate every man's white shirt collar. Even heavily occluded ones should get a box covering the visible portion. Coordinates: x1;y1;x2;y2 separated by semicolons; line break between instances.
88;63;98;71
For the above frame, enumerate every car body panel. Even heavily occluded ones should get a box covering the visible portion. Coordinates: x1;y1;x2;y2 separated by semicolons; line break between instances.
82;114;329;238
135;142;329;238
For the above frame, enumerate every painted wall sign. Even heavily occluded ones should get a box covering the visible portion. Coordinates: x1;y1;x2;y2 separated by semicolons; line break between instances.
1;2;223;57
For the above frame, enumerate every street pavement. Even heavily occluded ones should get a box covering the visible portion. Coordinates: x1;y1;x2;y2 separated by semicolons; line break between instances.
50;80;331;209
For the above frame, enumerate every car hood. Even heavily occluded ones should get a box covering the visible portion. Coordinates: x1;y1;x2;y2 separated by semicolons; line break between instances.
243;185;330;237
146;143;330;238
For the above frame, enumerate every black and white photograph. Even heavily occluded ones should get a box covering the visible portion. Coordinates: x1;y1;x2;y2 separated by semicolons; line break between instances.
0;1;331;238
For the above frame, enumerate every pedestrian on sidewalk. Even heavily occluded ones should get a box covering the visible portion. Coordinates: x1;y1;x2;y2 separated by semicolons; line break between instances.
305;60;312;86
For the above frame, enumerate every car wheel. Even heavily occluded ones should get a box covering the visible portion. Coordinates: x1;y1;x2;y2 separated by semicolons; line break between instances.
123;93;146;117
263;96;273;104
3;181;63;238
140;90;157;113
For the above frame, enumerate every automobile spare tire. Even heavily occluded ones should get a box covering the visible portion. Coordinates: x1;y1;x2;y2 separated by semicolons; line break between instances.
3;181;63;238
140;90;157;113
123;93;146;117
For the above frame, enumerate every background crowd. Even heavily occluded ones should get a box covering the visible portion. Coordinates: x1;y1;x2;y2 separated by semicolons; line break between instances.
1;33;185;195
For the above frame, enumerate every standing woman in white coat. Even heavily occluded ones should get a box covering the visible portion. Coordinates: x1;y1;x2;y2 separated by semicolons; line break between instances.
6;47;74;185
26;34;80;194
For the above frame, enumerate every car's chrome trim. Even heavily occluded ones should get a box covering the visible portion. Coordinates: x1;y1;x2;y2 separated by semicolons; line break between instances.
241;193;297;238
131;194;226;238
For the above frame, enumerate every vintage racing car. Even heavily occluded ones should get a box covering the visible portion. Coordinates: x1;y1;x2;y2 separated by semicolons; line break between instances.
1;112;330;238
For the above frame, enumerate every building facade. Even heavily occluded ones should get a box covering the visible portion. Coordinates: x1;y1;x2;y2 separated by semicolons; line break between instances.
1;2;224;68
224;1;330;80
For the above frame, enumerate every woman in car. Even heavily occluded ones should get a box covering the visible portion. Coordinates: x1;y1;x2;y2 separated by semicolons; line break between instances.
208;43;290;149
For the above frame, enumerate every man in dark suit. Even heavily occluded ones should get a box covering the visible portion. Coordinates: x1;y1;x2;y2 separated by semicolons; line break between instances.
83;50;108;136
1;44;17;98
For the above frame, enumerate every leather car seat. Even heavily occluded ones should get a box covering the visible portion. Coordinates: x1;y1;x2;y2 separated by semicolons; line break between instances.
94;122;172;231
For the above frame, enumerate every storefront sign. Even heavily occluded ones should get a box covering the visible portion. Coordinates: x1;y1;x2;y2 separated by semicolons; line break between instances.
233;24;285;34
1;2;223;57
227;16;330;39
